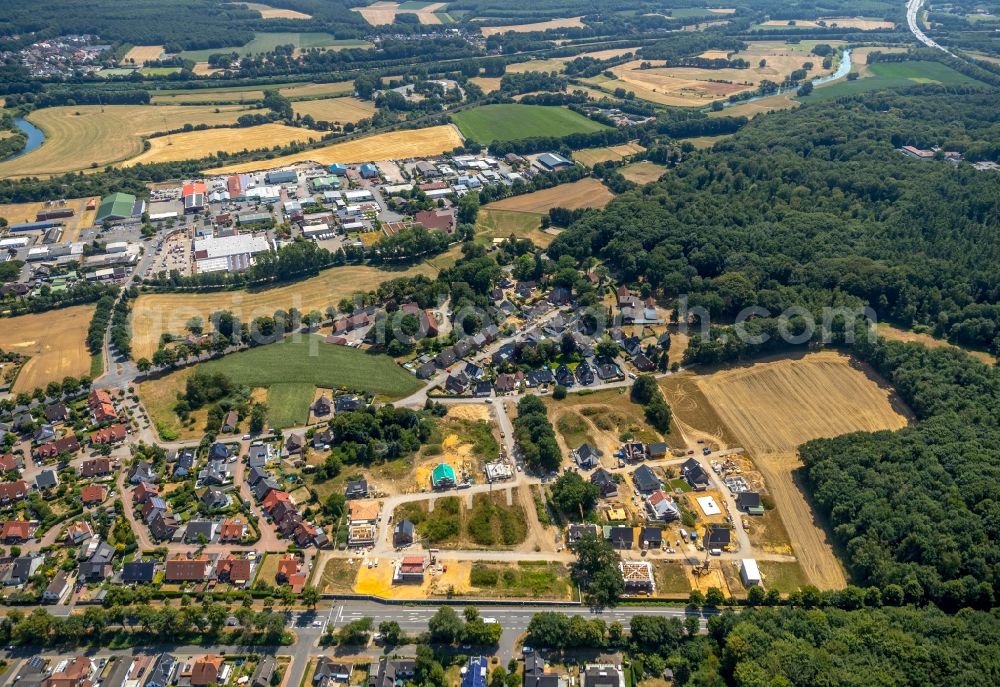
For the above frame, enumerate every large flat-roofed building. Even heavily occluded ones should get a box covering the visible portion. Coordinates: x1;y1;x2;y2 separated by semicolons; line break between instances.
95;192;144;223
182;181;207;214
194;233;272;273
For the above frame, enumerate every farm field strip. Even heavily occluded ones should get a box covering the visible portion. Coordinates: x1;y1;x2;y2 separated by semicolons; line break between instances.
240;2;312;19
291;96;377;123
0;104;250;178
620;161;667;184
0;305;95;392
483;178;614;214
354;2;449;25
150;81;354;104
584;40;842;107
683;351;912;590
452;104;607;143
127;123;321;165
123;45;164;64
205;124;464;173
480;17;584;36
131;263;444;359
179;33;370;61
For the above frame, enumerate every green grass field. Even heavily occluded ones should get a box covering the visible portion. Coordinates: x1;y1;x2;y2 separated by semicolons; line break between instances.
180;33;370;61
452;104;608;144
194;337;421;427
802;61;983;102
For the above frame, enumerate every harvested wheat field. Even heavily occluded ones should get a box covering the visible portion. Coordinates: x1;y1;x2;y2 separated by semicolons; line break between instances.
711;92;799;119
151;81;354;104
354;2;448;25
877;323;996;365
760;18;894;30
123;45;164;65
484;178;613;215
585;41;839;107
243;2;312;19
0;305;95;392
291;97;377;123
620;161;667;184
207;124;463;174
480;17;584;36
0;104;249;178
572;142;645;166
469;77;502;93
131;262;445;359
680;351;912;590
507;59;567;74
127;123;319;165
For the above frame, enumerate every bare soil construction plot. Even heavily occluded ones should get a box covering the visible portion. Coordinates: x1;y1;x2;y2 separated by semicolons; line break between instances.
291;97;376;123
480;17;584;36
484;178;613;214
207;124;463;174
123;45;164;65
127;123;319;165
667;350;913;590
131;262;446;359
0;305;95;392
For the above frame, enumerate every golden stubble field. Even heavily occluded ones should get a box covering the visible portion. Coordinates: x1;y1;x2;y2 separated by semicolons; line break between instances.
291;97;377;123
127;123;320;165
586;41;841;107
243;2;312;19
150;81;354;104
620;161;667;184
663;350;912;590
123;45;164;64
572;142;646;167
0;104;250;178
354;1;449;25
760;18;895;30
131;261;453;359
480;16;584;36
206;124;464;174
484;177;614;214
0;305;95;392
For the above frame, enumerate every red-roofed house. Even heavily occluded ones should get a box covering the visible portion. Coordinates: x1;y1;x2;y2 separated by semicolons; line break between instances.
34;436;81;460
218;516;247;542
90;423;127;446
1;520;34;542
0;480;28;504
88;389;117;423
261;490;291;513
80;484;108;505
414;209;457;234
133;481;159;503
215;557;253;586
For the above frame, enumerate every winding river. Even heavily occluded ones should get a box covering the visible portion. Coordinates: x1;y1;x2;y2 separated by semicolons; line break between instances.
5;118;45;160
721;47;854;109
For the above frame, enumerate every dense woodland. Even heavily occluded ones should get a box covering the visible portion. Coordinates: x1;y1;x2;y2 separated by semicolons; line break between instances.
549;88;1000;353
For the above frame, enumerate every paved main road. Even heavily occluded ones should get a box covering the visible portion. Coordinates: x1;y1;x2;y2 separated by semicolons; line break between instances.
906;0;954;56
2;601;712;686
